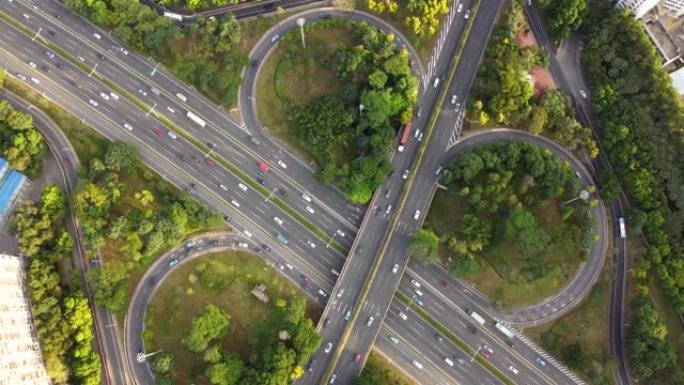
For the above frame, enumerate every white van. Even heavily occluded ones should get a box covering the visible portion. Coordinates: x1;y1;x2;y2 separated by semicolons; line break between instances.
175;92;187;102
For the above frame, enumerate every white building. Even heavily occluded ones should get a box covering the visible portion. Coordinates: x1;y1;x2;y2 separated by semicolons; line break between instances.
663;0;684;17
0;254;50;385
616;0;661;18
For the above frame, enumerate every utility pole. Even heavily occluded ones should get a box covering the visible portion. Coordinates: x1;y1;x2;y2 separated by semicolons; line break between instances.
150;62;161;76
296;18;306;48
88;63;98;78
146;102;157;117
32;28;42;41
326;231;338;248
204;143;217;158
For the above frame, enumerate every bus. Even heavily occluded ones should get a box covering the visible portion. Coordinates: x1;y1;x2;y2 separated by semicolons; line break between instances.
163;11;183;21
619;217;626;239
397;122;413;152
494;321;515;339
186;111;206;128
466;309;486;325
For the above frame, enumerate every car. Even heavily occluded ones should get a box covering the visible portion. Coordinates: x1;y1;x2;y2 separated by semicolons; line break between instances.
285;263;293;270
337;289;344;298
230;199;240;208
451;95;458;104
139;89;148;96
88;99;98;107
318;289;328;297
414;210;421;220
22;13;30;19
410;279;421;288
99;92;110;100
307;359;317;372
256;178;266;186
219;184;228;191
270;34;280;43
56;63;64;70
398;311;408;320
444;357;454;366
414;129;420;138
302;194;312;203
366;316;374;326
415;298;424;306
238;242;249;248
417;132;424;142
243;230;252;238
238;183;248;191
505;339;515;348
205;158;216;166
109;92;119;100
123;123;134;131
45;50;55;59
31;77;40;84
508;365;519;375
385;205;392;216
480;345;494;360
336;229;345;237
580;89;588;99
166;106;176;113
456;357;466;365
168;259;178;267
388;335;399;344
77;55;86;62
435;166;444;175
324;342;333;353
412;360;423;369
274;216;283;225
15;73;26;81
323;318;330;327
154;129;164;137
457;3;463;12
465;9;471;18
93;32;102;39
119;47;129;55
307;240;316;248
402;169;409;180
536;356;547;367
258;161;269;172
329;374;336;384
434;334;444;342
344;309;352;320
391;264;399;274
277;160;287;169
467;324;478;334
305;205;315;214
354;352;361;363
28;61;37;68
167;131;177;139
186;241;196;248
47;29;56;36
455;102;461;111
41;65;51;73
96;53;105;60
330;268;340;276
261;244;271;252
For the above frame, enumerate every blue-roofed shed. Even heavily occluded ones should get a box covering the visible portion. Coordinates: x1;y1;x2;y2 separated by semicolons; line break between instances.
0;169;28;223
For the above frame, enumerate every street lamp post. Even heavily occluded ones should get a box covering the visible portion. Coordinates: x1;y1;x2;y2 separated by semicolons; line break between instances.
406;294;416;311
359;104;365;117
137;350;162;363
265;187;278;203
296;18;306;49
471;345;481;363
88;63;98;78
325;231;338;248
32;28;42;41
204;143;217;158
146;102;157;117
150;62;161;76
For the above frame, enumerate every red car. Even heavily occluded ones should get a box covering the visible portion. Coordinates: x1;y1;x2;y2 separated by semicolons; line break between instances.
258;161;269;172
479;345;494;360
205;158;216;166
154;129;164;137
354;353;361;363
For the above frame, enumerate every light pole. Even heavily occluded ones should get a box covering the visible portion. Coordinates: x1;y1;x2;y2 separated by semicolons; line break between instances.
265;187;278;202
137;350;162;363
406;294;416;311
146;102;157;117
150;62;161;76
471;345;481;363
296;18;306;48
32;28;42;41
562;189;589;206
88;63;98;78
359;104;365;117
204;143;217;158
325;231;338;248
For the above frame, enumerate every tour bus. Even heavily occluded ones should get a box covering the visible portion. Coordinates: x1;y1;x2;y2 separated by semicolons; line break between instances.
466;309;486;325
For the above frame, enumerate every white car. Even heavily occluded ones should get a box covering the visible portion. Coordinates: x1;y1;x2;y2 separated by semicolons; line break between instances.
22;13;30;19
451;95;458;104
277;160;287;169
123;123;133;131
238;183;248;191
285;263;294;270
274;217;283;226
324;342;333;353
99;92;110;100
243;230;252;238
167;131;177;139
398;311;408;320
366;316;374;326
88;99;98;107
16;73;27;81
28;61;37;68
412;360;423;369
392;264;399;274
219;184;228;191
238;242;249;248
410;279;421;288
417;132;424;142
465;9;471;18
318;289;328;297
336;229;345;237
307;240;316;248
337;289;344;298
77;55;86;62
93;32;102;39
119;47;129;55
45;50;55;59
109;92;120;100
508;366;519;375
414;129;420;138
414;210;421;220
302;193;312;203
457;3;463;12
305;205;315;214
138;89;148;96
580;89;588;99
166;106;176;113
402;169;409;180
270;34;280;43
231;199;240;208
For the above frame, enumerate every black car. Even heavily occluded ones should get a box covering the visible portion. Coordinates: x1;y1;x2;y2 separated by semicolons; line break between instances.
56;63;64;69
41;65;50;73
323;318;330;327
467;324;477;334
261;244;271;252
257;178;266;186
434;334;444;342
47;29;56;36
505;339;515;348
307;359;317;372
96;53;105;60
223;215;232;222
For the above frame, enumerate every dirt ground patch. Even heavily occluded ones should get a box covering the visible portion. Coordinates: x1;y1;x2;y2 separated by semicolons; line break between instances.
529;66;557;96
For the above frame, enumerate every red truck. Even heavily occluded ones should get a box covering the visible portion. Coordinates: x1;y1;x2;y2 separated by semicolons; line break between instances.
397;122;412;152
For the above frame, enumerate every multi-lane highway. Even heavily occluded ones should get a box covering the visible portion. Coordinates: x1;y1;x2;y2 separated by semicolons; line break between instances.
0;0;614;384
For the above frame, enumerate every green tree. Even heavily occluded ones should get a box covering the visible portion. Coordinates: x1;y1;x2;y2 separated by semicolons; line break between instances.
597;170;620;201
151;352;176;374
626;296;677;380
503;208;549;256
205;353;244;385
104;141;139;172
409;229;439;263
87;261;129;313
544;0;588;42
185;304;230;353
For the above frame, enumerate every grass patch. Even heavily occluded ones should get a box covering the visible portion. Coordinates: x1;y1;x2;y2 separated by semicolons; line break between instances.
359;351;416;385
147;251;321;385
239;14;290;57
525;256;615;385
255;23;359;162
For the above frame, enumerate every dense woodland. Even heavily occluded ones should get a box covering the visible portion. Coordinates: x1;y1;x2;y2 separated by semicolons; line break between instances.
76;141;222;313
365;0;450;37
13;185;101;385
0;100;46;178
581;4;684;381
470;2;597;157
152;299;320;385
291;20;418;203
536;0;588;43
63;0;246;105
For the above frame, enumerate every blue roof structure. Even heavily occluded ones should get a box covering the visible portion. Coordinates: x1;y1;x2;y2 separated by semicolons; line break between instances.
0;161;28;223
0;158;7;181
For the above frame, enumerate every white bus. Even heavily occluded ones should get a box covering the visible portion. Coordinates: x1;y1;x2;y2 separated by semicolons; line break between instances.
163;11;183;21
467;309;486;325
494;321;515;339
186;111;206;128
619;217;626;239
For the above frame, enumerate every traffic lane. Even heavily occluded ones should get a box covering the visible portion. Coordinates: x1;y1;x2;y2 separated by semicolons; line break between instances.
5;1;362;243
21;0;364;232
397;275;572;385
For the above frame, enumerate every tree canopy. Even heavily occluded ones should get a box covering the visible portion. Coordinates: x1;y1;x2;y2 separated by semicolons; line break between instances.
0;100;46;178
